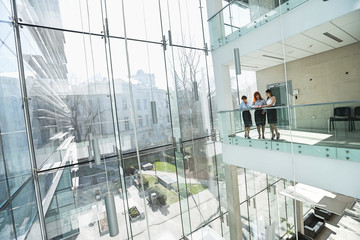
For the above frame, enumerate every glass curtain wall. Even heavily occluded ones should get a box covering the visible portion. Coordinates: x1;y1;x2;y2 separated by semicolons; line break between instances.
0;0;224;240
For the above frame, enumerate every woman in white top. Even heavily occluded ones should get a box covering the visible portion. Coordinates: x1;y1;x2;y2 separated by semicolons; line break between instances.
263;89;280;140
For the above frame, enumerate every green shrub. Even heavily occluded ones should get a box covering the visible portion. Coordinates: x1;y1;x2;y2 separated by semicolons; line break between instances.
125;166;136;176
137;174;149;189
148;187;167;206
129;206;140;218
157;192;167;206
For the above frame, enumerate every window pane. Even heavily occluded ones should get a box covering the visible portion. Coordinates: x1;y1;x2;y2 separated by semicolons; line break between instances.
25;215;41;240
122;0;162;42
105;0;125;38
111;39;172;151
183;139;221;232
0;0;11;22
0;22;31;195
163;0;205;48
16;0;103;34
170;47;211;140
3;134;31;195
0;176;7;207
122;148;183;239
0;0;224;239
0;22;11;203
39;159;129;239
19;26;115;175
0;206;15;240
12;179;38;239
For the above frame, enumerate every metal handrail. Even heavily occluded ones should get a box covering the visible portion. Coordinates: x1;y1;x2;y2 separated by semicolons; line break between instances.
218;100;360;113
207;1;232;22
207;0;249;22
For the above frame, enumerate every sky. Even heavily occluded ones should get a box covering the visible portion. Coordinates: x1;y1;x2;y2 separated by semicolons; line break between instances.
54;0;210;91
0;0;255;99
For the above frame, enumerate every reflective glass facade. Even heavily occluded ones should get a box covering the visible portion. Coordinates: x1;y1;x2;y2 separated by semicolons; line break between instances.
1;0;224;239
1;0;360;240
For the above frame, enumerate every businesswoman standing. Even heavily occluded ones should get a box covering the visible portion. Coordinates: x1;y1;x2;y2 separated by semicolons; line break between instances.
239;95;252;139
263;89;280;140
252;91;266;139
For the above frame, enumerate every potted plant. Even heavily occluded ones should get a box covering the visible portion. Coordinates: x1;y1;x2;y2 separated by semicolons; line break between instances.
129;206;140;222
281;217;295;240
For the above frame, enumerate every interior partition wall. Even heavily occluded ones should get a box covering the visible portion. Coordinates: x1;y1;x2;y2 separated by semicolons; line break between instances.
0;0;226;240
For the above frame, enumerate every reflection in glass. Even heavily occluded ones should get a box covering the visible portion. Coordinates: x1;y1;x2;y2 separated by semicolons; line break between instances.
111;39;172;152
169;48;211;140
24;215;42;240
0;23;32;195
12;179;38;239
0;0;227;239
20;26;115;172
122;0;162;42
0;206;15;240
0;0;11;22
164;0;205;48
41;159;129;240
15;0;104;34
183;140;220;232
0;146;7;206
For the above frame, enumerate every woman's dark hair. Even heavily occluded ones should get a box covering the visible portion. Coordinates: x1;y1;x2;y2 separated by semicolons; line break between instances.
241;95;247;100
265;89;273;97
253;91;263;102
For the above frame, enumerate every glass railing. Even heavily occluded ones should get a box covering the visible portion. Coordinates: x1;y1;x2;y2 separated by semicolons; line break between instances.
218;101;360;162
208;0;309;50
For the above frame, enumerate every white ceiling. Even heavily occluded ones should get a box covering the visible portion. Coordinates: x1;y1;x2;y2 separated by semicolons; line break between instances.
239;9;360;72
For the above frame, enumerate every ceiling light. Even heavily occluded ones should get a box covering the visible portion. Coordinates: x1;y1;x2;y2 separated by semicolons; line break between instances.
323;32;343;42
241;64;258;68
262;54;284;60
234;48;241;75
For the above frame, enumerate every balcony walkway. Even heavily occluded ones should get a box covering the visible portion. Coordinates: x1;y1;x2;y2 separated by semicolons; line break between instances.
236;128;360;150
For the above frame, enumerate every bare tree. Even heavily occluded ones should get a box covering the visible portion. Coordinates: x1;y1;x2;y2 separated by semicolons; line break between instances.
66;95;104;143
66;95;84;142
173;48;202;108
175;48;207;138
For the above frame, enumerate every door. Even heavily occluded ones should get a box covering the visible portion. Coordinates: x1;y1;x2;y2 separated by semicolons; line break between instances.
267;81;293;127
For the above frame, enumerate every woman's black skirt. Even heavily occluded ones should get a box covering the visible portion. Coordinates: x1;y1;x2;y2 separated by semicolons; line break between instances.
267;108;277;124
242;111;252;127
255;110;266;126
